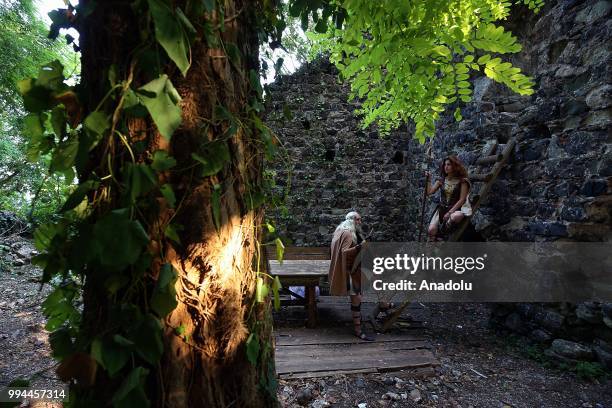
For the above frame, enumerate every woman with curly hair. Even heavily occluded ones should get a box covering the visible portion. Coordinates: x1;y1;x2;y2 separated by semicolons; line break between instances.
426;155;472;241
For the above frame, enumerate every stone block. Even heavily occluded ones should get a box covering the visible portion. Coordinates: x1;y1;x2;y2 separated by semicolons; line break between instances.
530;329;552;343
583;108;612;129
550;339;594;360
580;179;608;196
585;84;612;109
576;302;603;324
593;339;612;369
575;0;612;24
535;309;565;332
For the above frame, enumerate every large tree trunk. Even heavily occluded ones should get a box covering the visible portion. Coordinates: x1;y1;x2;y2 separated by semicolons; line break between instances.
78;1;274;406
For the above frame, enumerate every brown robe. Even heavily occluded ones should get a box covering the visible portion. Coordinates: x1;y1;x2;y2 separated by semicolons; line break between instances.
328;229;361;296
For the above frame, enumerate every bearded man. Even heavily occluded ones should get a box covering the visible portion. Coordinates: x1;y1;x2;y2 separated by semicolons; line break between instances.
328;211;375;340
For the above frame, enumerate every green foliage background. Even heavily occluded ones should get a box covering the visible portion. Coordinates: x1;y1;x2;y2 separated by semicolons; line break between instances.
0;0;78;223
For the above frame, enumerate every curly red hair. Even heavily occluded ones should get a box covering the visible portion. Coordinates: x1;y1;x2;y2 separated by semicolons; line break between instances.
439;155;468;179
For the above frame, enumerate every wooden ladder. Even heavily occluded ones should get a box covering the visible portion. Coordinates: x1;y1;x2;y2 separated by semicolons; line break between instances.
373;138;516;332
449;137;516;241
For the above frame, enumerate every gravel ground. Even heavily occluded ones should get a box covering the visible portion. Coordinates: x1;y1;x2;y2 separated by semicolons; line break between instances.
1;237;610;408
0;236;64;407
277;303;612;408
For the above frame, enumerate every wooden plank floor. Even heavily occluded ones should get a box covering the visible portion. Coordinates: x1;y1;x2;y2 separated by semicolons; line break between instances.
274;298;438;379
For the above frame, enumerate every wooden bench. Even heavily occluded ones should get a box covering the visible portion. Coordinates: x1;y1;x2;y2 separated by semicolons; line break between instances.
264;246;330;328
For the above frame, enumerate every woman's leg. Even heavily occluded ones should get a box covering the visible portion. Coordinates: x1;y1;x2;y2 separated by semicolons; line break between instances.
428;211;440;241
450;211;464;224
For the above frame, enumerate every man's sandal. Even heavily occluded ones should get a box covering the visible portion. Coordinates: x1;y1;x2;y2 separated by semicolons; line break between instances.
352;304;375;341
355;330;375;341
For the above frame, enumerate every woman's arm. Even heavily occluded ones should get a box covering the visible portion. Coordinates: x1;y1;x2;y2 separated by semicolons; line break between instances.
427;179;442;195
448;181;469;213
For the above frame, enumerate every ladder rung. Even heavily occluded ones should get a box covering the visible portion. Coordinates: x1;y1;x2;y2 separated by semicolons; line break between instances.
471;173;493;182
476;154;503;166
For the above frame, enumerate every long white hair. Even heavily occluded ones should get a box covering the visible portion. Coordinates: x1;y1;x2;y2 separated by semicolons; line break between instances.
335;211;361;243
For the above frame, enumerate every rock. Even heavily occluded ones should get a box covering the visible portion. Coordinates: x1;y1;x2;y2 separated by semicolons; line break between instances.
296;388;313;406
584;109;612;129
382;377;395;386
585;84;612;109
592;339;612;369
581;179;608;197
12;258;26;267
409;389;422;402
575;1;612;24
555;64;587;78
504;313;526;333
550;339;594;361
602;303;612;319
530;329;552;343
311;399;330;408
534;309;565;333
472;77;495;101
354;377;365;388
576;302;602;324
357;403;368;408
383;392;400;401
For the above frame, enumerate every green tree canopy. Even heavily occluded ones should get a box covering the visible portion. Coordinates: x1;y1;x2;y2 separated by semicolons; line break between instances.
292;0;542;140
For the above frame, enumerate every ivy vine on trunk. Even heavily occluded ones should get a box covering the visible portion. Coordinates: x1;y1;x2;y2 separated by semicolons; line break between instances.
20;0;281;406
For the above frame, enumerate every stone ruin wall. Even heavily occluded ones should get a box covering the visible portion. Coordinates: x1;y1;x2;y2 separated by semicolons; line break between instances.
264;0;611;369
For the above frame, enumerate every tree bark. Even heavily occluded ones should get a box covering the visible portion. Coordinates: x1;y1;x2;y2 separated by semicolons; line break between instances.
78;1;274;406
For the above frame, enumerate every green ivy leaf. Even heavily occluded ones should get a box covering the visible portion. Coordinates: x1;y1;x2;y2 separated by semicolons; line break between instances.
93;209;149;268
151;264;178;317
151;151;177;171
225;43;241;66
272;276;282;311
454;107;463;121
275;237;285;264
160;184;176;208
84;111;110;150
246;189;265;210
191;140;230;177
33;223;62;251
137;75;182;140
246;333;260;365
50;135;78;172
36;60;65;91
128;314;164;365
91;337;130;377
61;180;100;212
50;105;67;139
147;0;190;76
212;184;222;231
255;277;269;303
49;328;73;359
113;334;135;347
23;113;50;161
164;224;181;244
124;163;157;203
111;366;150;408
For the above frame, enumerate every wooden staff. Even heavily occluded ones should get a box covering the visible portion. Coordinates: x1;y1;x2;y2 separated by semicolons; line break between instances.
417;142;434;242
